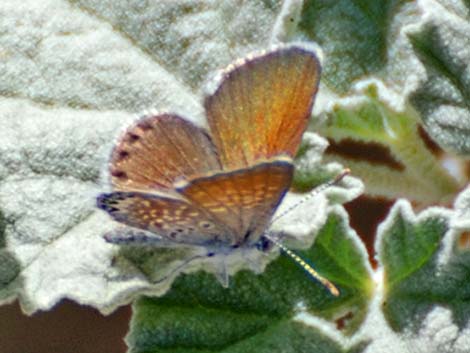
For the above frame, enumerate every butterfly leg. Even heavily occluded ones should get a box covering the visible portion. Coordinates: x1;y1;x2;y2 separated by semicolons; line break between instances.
213;256;229;288
149;251;231;288
150;252;209;284
104;227;233;288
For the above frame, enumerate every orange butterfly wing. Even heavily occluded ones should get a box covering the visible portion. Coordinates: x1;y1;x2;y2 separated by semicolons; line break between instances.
176;157;294;245
100;46;320;248
97;158;292;246
109;114;220;192
205;46;321;170
97;191;231;245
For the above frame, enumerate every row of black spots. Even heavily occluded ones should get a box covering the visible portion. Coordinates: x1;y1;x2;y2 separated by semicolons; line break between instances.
96;194;118;212
98;203;118;213
165;220;220;239
167;225;199;239
96;191;142;212
110;145;131;183
111;120;151;178
122;117;155;146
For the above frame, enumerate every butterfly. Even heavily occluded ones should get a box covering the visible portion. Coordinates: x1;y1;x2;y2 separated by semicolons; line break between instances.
97;44;339;295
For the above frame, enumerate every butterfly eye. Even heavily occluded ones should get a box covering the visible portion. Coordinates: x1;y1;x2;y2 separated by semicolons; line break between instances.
255;237;271;252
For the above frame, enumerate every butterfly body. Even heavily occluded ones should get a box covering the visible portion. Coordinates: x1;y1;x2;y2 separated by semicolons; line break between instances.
97;44;322;285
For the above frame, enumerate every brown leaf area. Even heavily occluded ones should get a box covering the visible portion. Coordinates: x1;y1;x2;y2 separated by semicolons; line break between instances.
0;300;130;353
345;195;394;269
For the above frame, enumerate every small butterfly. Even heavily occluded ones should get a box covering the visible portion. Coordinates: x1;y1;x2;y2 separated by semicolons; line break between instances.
97;44;340;295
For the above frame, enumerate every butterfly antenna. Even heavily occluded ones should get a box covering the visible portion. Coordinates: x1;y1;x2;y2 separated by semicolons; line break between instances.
263;169;350;297
263;232;340;296
269;168;350;227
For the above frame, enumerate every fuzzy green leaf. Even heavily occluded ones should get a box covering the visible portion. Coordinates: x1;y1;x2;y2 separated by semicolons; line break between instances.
319;86;460;204
0;211;20;294
408;2;470;154
378;200;470;333
127;210;373;352
297;0;417;94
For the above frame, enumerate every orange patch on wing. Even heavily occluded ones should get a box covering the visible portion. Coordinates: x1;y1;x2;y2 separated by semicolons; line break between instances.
110;114;220;192
205;47;321;170
177;157;294;244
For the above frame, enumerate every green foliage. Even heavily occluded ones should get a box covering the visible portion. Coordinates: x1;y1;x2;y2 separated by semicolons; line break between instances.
127;211;373;352
379;202;470;332
409;19;470;153
298;0;398;92
0;0;469;352
0;211;21;298
126;1;470;352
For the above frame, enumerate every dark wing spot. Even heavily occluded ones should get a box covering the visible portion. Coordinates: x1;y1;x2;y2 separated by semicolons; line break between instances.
127;133;140;142
111;170;128;179
96;194;118;212
201;222;212;229
96;194;108;207
116;150;129;160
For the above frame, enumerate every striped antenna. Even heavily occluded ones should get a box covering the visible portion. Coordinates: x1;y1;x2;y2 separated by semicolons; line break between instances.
265;168;351;297
269;168;351;226
263;232;340;296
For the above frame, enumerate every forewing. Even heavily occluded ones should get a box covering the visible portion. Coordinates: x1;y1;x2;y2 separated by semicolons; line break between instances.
176;157;294;245
205;45;321;170
97;191;230;245
109;114;220;192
